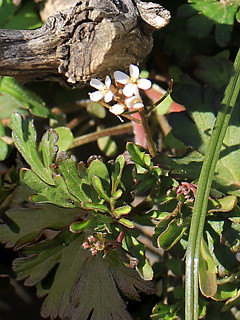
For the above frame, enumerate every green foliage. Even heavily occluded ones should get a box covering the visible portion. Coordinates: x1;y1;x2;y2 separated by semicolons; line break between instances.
0;76;49;119
0;0;240;319
178;0;240;46
1;114;161;319
0;0;42;29
0;166;17;207
53;127;74;151
0;120;8;160
9;113;55;185
151;302;179;319
168;52;240;195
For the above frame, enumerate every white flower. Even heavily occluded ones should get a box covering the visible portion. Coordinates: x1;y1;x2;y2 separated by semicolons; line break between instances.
114;64;152;97
89;75;113;103
109;104;125;115
132;102;144;110
126;96;144;110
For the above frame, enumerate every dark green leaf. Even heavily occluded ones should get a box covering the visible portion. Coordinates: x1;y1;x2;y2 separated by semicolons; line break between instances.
13;230;78;286
134;167;161;195
40;233;90;319
170;84;217;154
153;151;203;182
169;56;240;194
178;1;239;46
205;218;239;275
1;77;49;117
39;243;155;320
95;214;114;224
3;1;42;29
0;0;18;27
194;52;233;90
166;258;183;277
0;205;84;248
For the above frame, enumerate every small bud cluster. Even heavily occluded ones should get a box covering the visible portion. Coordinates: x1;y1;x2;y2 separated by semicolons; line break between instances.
174;182;197;203
88;64;152;116
82;234;105;256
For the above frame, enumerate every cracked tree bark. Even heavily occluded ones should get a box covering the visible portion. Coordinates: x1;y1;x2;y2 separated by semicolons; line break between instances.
0;0;170;86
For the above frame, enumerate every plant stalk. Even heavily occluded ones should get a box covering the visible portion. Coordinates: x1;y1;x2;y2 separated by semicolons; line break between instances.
139;108;157;157
185;48;240;320
69;123;132;149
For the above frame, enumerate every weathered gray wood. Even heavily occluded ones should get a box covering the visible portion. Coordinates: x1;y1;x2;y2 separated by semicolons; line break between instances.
0;0;170;86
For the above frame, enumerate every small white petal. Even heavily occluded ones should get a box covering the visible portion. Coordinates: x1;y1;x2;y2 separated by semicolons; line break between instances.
138;78;152;90
132;85;140;96
126;96;143;109
109;104;125;115
123;83;136;97
129;64;140;80
114;71;129;84
105;75;111;88
89;91;104;101
104;90;113;103
90;78;104;90
125;96;135;108
133;102;144;109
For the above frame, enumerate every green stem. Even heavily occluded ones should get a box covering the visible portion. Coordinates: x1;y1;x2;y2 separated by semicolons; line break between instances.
185;49;240;320
146;79;173;115
139;108;157;157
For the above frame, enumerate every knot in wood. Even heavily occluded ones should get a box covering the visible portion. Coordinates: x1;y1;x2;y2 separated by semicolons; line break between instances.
55;0;170;85
0;0;170;86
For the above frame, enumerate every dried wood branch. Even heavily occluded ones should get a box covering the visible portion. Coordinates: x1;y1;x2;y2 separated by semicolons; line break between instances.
0;0;170;86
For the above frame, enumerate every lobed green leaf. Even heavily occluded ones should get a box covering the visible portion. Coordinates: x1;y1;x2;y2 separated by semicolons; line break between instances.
123;233;153;280
21;169;79;208
0;205;84;248
9;113;54;185
13;230;78;286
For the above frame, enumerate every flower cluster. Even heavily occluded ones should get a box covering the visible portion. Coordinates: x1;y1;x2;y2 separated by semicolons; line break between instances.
88;64;152;116
82;234;105;256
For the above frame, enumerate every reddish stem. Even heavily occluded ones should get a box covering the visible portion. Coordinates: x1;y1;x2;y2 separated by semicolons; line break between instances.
116;229;126;244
